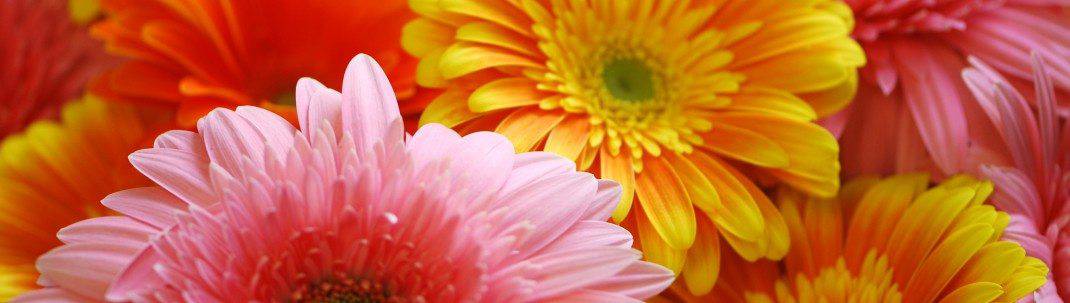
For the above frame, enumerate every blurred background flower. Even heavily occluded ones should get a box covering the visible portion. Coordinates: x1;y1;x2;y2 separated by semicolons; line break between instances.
89;0;426;127
0;97;167;300
404;0;864;295
833;0;1070;178
0;0;115;139
658;174;1048;302
961;55;1070;301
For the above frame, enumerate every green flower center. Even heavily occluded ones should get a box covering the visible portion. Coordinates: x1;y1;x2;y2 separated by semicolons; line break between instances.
602;58;656;102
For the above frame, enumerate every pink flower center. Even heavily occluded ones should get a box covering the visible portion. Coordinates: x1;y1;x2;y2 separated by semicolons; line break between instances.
848;0;1000;42
290;276;394;303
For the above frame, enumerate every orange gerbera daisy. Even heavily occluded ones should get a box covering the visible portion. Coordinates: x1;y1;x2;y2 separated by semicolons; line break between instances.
404;0;864;293
658;174;1049;302
90;0;422;126
0;97;166;300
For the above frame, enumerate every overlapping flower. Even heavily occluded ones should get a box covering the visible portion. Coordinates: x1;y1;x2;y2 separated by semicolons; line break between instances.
404;0;865;293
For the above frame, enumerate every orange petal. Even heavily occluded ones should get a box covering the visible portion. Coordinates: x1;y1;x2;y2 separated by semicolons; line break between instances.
634;157;696;250
494;107;565;152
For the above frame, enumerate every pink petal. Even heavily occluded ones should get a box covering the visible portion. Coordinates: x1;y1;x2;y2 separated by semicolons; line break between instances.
36;242;143;300
541;289;643;303
196;109;268;176
102;187;188;229
152;130;205;155
296;77;343;141
496;172;597;258
580;180;622;222
893;40;970;175
234;106;297;156
525;247;641;301
341;54;403;154
535;221;634;255
11;288;87;303
56;217;155;247
587;261;676;300
129;148;214;207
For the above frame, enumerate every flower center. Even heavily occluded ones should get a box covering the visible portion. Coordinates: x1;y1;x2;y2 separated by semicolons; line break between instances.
289;277;392;303
770;253;901;301
602;58;656;102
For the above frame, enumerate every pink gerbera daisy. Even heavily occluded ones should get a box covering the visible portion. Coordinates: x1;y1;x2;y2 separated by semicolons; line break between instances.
961;55;1070;302
833;0;1070;177
0;0;115;138
12;54;673;302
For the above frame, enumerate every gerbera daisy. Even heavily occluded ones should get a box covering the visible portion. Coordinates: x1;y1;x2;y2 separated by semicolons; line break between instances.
0;97;162;300
13;54;674;302
961;55;1070;301
657;174;1049;302
403;0;864;293
0;0;115;138
834;0;1070;177
90;0;423;126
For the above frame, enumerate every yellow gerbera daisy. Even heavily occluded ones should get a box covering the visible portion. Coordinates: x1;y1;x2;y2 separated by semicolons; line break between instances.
404;0;864;293
657;174;1049;302
0;97;164;299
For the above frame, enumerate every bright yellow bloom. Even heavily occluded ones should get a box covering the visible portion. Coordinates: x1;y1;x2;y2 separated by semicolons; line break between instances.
404;0;864;293
0;97;163;299
658;174;1049;302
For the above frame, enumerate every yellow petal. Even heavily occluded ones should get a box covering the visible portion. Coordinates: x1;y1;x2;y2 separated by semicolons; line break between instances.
730;13;849;67
456;22;540;57
402;19;456;57
438;43;541;79
740;52;850;94
634;156;697;250
903;224;994;303
637;211;687;274
698;122;789;168
439;0;533;35
937;282;1003;303
493;107;565;152
682;215;721;295
601;147;636;223
710;112;840;197
468;78;544;113
687;152;763;244
419;89;481;127
725;86;817;121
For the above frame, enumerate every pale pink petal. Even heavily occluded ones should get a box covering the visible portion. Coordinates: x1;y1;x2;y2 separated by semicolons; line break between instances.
129;148;214;207
11;288;90;303
500;152;577;195
36;242;143;300
234;106;296;155
580;180;622;222
587;262;676;299
406;123;462;170
536;221;634;255
196;108;269;175
101;187;187;229
444;131;515;210
152;130;205;155
56;217;154;247
542;290;643;303
341;53;403;154
525;247;640;301
296;77;342;141
496;173;597;256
